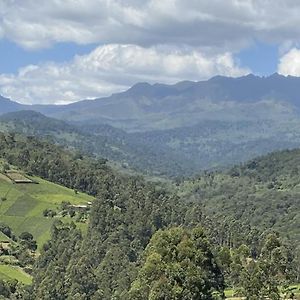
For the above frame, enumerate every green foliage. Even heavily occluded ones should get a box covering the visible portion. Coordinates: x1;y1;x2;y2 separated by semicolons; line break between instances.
129;226;224;300
179;149;300;245
216;234;295;299
0;130;299;299
4;110;300;178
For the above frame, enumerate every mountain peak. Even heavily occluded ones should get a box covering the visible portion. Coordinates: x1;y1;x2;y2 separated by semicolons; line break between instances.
0;95;23;114
269;72;285;79
128;82;152;91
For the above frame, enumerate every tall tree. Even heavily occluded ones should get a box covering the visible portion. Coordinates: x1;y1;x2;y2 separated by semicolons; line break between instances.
129;226;224;300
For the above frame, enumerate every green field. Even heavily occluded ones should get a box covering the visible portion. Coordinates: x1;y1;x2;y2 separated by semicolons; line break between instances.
0;174;94;247
0;173;94;285
0;265;32;285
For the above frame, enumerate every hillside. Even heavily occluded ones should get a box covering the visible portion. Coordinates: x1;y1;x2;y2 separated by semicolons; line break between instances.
0;111;193;176
2;75;300;176
31;73;300;131
29;145;300;299
0;162;93;287
0;131;299;298
0;95;23;114
179;148;300;243
2;110;300;177
0;170;93;246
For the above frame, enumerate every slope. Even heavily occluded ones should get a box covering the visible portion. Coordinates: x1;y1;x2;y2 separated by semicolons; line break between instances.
179;148;300;243
0;110;196;176
0;95;23;115
30;73;300;132
0;169;93;247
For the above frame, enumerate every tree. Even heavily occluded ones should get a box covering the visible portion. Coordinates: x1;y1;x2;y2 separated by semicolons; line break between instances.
239;233;291;300
0;223;12;238
19;232;37;251
129;226;224;300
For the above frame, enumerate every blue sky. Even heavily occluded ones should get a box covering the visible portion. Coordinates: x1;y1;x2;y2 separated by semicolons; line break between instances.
1;0;300;104
1;39;279;75
0;39;98;74
236;42;279;76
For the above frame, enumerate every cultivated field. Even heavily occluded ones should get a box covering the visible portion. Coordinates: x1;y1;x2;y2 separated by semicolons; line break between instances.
0;172;94;284
0;174;94;247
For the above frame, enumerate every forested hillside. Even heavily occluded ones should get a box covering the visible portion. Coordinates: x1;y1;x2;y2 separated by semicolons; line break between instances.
3;75;300;177
0;111;194;177
180;149;300;243
3;110;300;178
0;132;299;299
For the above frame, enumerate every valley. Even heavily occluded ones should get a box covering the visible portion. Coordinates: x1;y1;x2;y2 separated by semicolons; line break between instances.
0;131;299;299
1;76;300;299
2;74;300;177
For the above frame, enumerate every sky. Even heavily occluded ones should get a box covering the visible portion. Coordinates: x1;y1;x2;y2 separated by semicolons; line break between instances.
1;0;300;105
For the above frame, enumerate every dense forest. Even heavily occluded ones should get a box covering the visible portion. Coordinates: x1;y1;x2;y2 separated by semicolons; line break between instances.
2;110;300;178
0;132;299;299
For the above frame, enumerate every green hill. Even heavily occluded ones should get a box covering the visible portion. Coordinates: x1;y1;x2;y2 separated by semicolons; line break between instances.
179;148;300;244
0;131;299;298
0;168;93;285
0;171;94;247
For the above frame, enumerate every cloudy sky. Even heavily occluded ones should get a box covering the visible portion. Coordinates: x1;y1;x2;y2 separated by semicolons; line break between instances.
1;0;300;104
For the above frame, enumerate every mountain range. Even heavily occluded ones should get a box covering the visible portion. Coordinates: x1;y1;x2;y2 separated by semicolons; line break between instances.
1;73;300;176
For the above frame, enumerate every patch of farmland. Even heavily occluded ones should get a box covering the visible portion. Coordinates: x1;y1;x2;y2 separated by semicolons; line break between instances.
4;195;39;217
0;173;94;248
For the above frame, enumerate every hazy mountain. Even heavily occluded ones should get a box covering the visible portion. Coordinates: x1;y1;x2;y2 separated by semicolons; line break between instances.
2;74;300;176
1;73;300;131
0;95;23;114
0;110;195;176
30;73;300;132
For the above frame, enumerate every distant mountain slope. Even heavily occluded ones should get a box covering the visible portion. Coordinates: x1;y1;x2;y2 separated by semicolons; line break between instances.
2;110;300;177
0;95;23;114
0;111;194;176
30;73;300;132
1;73;300;132
2;74;300;176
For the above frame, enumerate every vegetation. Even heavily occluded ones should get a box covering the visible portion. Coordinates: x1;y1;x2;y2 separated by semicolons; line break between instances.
3;110;300;178
0;131;299;299
0;168;93;247
129;227;224;299
179;148;300;244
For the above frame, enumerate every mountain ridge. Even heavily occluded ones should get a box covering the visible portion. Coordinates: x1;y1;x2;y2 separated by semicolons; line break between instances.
0;72;298;113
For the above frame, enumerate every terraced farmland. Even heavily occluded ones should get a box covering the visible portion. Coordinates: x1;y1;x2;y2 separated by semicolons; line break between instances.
0;173;94;247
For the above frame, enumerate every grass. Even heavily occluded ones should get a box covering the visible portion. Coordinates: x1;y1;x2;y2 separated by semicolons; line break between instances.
0;172;94;285
0;265;32;285
0;173;94;247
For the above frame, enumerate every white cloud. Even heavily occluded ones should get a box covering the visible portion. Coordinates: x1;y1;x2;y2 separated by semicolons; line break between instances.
278;48;300;76
2;0;300;50
0;44;249;104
